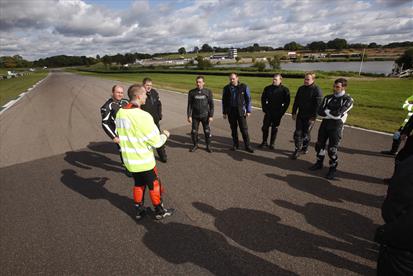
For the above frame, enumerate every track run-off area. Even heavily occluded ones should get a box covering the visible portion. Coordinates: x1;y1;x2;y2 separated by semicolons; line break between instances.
0;71;393;275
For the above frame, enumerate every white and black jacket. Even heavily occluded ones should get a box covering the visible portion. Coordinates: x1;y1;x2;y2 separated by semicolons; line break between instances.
100;98;129;139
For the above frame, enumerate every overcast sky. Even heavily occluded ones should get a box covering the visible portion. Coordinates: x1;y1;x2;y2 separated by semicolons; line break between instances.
1;0;412;60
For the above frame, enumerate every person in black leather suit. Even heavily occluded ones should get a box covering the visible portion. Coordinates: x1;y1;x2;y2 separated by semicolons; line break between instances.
187;76;214;153
309;78;354;180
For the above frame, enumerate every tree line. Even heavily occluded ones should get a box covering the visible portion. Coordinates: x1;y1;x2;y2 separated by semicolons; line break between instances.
179;40;413;54
1;39;412;69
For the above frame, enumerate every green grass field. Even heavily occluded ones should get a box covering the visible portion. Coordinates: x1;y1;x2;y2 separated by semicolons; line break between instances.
0;71;48;107
69;69;412;133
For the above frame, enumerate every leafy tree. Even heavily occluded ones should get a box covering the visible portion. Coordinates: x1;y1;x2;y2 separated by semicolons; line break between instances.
178;47;186;54
396;47;413;69
307;41;326;51
200;44;213;52
253;43;260;51
193;46;199;53
327;38;348;50
348;43;368;49
2;56;17;68
268;55;281;69
124;53;136;64
368;42;379;48
284;41;303;51
254;60;266;72
195;55;212;69
102;55;112;69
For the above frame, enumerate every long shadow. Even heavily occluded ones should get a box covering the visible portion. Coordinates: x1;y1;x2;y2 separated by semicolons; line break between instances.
273;200;379;261
267;173;383;208
64;150;123;172
169;133;384;184
87;141;119;155
193;202;375;275
59;169;295;275
60;169;135;217
141;220;296;276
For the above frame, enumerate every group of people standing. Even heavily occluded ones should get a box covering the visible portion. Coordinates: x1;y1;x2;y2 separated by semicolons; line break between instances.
188;71;353;180
99;71;356;221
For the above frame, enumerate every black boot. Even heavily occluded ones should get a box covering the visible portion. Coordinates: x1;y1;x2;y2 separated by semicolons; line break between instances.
135;203;147;220
309;160;323;170
269;128;277;150
259;129;269;148
245;146;254;153
381;138;401;155
258;141;268;148
291;149;300;160
301;146;309;154
157;146;167;163
190;133;198;152
154;204;175;220
326;166;337;180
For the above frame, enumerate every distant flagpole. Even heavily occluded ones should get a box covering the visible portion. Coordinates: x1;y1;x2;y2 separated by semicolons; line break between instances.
358;48;366;76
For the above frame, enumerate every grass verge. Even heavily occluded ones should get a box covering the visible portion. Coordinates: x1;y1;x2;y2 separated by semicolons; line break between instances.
69;69;412;133
0;71;48;107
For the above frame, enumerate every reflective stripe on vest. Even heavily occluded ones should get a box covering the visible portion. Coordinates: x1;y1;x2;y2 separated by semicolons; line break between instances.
116;108;166;172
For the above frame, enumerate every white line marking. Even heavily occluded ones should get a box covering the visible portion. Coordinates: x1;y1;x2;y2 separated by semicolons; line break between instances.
158;88;392;137
0;73;50;116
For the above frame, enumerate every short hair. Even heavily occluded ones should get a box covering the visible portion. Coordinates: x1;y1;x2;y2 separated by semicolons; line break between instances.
334;78;347;87
127;84;146;100
142;77;152;85
229;72;238;77
112;84;123;92
304;72;316;79
273;73;282;79
196;75;204;81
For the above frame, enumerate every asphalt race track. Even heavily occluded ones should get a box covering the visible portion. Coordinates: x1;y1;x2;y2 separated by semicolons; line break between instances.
0;71;393;275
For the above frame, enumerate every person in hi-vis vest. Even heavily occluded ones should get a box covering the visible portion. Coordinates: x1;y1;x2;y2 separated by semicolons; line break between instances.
116;84;174;220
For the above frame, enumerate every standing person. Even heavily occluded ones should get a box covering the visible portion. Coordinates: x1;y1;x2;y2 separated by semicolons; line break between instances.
100;84;129;173
187;76;214;153
384;115;413;183
309;78;354;180
375;155;413;275
222;72;254;153
291;72;323;159
116;84;174;220
259;74;290;149
141;77;167;163
381;95;413;156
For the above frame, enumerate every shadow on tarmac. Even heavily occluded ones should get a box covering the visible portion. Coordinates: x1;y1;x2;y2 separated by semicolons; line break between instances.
193;202;375;275
60;169;135;217
141;220;297;276
64;149;124;172
273;200;379;260
168;133;385;184
59;168;296;276
267;173;383;208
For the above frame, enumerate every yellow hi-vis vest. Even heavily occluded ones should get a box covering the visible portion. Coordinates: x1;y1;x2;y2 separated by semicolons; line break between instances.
402;95;413;126
115;107;167;173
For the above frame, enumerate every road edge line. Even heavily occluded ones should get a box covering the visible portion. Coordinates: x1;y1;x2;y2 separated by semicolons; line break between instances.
0;72;51;116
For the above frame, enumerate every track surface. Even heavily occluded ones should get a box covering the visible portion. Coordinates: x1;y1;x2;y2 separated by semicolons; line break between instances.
0;71;393;275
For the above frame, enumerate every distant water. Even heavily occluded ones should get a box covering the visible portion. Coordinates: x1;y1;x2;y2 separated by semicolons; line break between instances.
212;61;395;74
280;61;394;74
